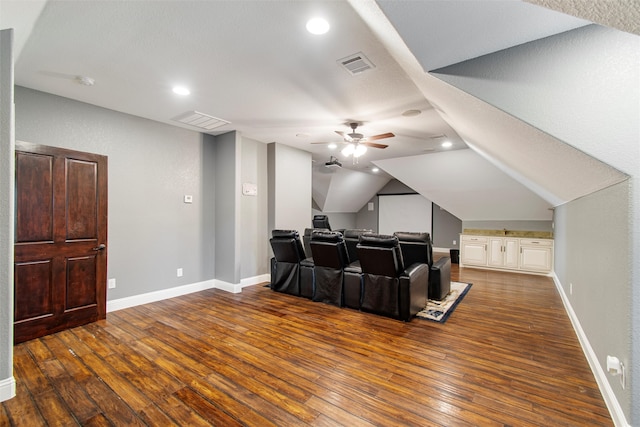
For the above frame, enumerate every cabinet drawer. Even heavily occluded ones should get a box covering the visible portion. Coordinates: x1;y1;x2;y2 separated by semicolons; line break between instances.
462;235;488;243
520;238;553;247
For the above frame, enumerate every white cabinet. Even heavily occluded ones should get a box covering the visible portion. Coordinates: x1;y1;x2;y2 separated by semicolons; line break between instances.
460;234;553;275
460;235;487;266
488;237;519;269
519;239;553;272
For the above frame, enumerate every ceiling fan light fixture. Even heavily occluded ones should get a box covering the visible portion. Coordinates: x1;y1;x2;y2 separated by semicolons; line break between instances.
342;143;355;156
354;144;367;157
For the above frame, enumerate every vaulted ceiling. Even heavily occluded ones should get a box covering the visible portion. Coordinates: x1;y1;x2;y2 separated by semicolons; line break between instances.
1;0;637;220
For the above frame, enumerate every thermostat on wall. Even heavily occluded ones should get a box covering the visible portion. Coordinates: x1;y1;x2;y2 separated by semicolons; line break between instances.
242;183;257;196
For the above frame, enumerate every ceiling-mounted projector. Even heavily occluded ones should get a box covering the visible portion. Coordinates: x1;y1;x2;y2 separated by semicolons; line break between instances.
325;156;342;168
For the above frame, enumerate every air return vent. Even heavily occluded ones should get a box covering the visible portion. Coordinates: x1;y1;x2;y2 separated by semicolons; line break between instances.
172;111;230;131
338;52;375;75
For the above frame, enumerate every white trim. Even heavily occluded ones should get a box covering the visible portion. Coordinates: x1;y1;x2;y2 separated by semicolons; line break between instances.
241;273;270;288
107;279;216;312
216;273;270;294
213;279;242;294
433;246;453;253
106;274;270;312
552;273;630;427
0;376;16;402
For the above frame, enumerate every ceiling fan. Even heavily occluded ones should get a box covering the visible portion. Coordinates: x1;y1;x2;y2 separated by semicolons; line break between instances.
313;122;394;161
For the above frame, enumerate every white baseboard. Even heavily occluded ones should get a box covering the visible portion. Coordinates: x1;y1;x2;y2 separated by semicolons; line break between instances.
106;274;269;313
0;376;16;403
433;247;454;253
551;273;630;427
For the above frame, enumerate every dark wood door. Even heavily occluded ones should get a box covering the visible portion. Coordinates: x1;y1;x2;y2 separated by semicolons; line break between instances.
14;142;108;344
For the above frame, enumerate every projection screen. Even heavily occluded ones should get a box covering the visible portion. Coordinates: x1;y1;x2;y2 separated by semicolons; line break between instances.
378;194;432;236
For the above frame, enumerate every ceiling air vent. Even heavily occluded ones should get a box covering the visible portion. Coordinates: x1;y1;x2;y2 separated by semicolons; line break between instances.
172;111;230;131
338;52;375;75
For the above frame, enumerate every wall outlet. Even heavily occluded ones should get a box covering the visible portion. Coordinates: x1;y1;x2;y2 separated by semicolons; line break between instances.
177;268;183;277
453;239;457;246
108;278;116;289
184;195;193;204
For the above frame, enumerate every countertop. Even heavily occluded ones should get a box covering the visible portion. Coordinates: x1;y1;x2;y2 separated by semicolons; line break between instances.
462;229;554;239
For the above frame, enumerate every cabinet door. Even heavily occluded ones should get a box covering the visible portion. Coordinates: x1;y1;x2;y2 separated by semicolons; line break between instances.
520;246;552;272
504;238;519;268
461;240;487;266
488;238;504;267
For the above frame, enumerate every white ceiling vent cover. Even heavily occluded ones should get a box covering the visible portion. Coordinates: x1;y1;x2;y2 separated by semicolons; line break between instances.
172;111;230;131
338;52;375;75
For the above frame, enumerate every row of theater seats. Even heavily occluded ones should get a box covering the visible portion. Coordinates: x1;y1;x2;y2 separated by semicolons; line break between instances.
269;228;451;322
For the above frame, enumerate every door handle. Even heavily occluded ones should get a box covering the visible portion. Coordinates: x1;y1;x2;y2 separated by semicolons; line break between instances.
93;244;106;251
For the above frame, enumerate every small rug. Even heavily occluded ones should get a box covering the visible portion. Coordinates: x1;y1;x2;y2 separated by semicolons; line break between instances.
416;282;472;323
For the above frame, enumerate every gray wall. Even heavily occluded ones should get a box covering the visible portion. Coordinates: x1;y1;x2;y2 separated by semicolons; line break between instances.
214;131;239;284
0;29;15;401
267;142;312;237
15;87;215;298
201;135;216;279
432;205;462;249
554;180;632;413
240;136;269;278
356;196;378;232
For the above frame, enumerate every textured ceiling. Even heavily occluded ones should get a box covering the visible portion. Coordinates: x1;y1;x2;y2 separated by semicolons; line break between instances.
525;0;640;36
2;0;637;221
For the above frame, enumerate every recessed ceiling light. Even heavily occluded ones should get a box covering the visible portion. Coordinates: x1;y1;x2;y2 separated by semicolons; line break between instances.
328;143;337;149
441;141;453;148
306;17;330;35
372;167;379;173
296;132;310;138
402;109;421;117
172;86;190;96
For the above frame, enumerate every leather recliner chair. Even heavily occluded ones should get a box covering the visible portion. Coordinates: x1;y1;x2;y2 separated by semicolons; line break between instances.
357;234;429;321
342;229;372;309
393;231;451;301
343;229;372;263
312;214;331;230
310;230;350;306
269;230;307;296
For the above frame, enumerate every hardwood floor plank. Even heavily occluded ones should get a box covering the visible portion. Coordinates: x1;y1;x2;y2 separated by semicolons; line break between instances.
2;380;46;426
3;264;613;426
155;394;215;427
173;387;243;427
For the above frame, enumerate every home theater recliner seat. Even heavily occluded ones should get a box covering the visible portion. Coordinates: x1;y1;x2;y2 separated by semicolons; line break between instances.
310;230;350;306
394;231;451;301
269;229;307;296
342;229;372;309
357;234;429;321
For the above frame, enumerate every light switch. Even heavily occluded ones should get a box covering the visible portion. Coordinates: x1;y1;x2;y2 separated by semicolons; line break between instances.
184;195;193;204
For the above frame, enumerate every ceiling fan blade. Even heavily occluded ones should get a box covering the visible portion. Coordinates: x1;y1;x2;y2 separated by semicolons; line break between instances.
335;130;353;142
367;132;395;141
362;142;388;149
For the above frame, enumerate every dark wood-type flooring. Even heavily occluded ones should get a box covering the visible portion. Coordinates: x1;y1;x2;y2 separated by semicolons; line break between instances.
2;260;613;426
